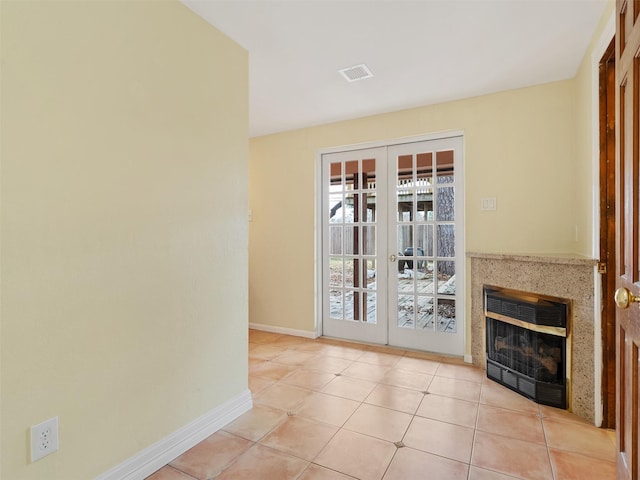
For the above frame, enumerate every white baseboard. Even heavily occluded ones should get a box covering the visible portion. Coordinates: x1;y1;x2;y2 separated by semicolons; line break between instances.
95;389;253;480
249;322;318;339
464;354;473;364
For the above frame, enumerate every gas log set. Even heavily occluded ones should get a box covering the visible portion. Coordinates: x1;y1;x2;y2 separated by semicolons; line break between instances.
484;286;569;409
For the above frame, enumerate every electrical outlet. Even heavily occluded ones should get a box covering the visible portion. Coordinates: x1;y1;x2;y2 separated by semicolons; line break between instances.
30;417;59;462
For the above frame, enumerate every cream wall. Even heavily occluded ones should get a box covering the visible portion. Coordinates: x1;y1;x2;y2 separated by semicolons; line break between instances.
574;1;615;258
1;2;248;479
249;80;577;340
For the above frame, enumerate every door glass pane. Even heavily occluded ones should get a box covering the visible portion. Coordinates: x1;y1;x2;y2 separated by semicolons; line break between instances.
345;290;356;320
345;226;358;255
414;259;428;290
330;289;343;319
346;160;359;190
437;224;455;257
330;257;343;287
437;261;455;295
438;299;456;332
419;260;435;294
353;290;361;321
436;150;454;180
416;152;433;221
402;247;423;272
355;193;364;222
344;258;356;287
363;226;376;255
397;155;413;186
416;193;433;221
397;225;412;258
362;158;376;189
416;224;434;257
398;294;414;327
364;259;376;290
329;194;343;223
398;191;413;222
364;191;377;222
398;274;413;292
366;293;376;323
330;226;342;255
417;152;433;176
436;185;454;221
417;296;435;330
397;235;414;292
330;162;342;188
345;193;356;223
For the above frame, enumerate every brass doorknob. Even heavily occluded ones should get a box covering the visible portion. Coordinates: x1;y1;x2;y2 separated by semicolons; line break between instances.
614;287;640;309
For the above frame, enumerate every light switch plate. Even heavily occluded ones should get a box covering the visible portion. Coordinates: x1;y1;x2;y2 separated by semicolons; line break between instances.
481;197;497;211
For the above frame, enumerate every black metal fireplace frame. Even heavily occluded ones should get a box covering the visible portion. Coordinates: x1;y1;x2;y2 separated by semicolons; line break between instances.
484;285;571;410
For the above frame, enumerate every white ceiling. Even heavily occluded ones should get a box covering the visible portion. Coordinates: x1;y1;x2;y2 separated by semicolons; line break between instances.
182;0;609;138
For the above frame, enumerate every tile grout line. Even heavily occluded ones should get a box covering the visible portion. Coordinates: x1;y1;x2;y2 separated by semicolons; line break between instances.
466;381;483;480
245;332;614;480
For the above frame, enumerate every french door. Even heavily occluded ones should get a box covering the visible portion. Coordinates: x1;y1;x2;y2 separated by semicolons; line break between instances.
321;147;389;345
321;135;464;355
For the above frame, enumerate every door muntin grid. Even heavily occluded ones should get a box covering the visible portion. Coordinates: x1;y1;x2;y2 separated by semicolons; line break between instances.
328;156;378;323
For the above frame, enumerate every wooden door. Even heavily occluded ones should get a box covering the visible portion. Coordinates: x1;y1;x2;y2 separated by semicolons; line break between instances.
615;1;640;478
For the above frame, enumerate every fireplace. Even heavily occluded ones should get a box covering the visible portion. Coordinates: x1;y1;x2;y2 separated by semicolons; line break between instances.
484;285;570;409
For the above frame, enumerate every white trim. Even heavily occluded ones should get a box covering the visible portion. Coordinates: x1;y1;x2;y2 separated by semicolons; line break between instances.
318;130;466;156
464;354;473;364
95;390;253;480
590;13;615;429
249;322;318;339
314;148;323;339
593;268;604;427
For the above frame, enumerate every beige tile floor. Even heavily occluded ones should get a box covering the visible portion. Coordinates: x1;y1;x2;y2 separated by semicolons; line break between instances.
148;330;616;480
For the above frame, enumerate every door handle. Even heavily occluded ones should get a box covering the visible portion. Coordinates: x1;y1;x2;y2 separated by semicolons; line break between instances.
390;254;397;262
614;287;640;309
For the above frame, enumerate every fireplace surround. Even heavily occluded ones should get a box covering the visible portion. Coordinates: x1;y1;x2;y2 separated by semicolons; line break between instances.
468;252;598;422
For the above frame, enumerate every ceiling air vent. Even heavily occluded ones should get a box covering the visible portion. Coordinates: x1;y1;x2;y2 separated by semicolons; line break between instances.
339;63;374;82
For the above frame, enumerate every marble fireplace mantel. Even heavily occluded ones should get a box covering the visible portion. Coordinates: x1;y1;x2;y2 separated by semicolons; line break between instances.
467;252;599;423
